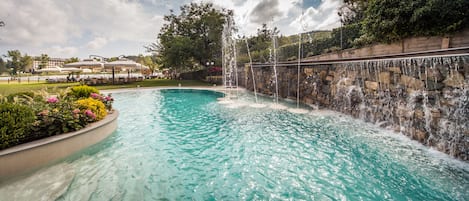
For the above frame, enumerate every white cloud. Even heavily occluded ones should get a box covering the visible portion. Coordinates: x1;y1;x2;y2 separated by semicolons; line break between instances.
0;0;165;47
203;0;337;36
0;0;342;58
47;46;78;57
0;0;77;46
290;0;341;32
60;0;165;42
86;37;108;50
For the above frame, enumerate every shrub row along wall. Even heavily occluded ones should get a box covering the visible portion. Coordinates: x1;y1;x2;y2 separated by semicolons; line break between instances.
303;29;469;61
241;55;469;161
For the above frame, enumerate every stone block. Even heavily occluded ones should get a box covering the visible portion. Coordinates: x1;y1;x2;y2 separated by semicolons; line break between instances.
443;71;465;88
326;76;334;81
400;75;425;90
346;71;358;80
365;81;379;91
465;62;469;77
304;98;315;105
304;68;314;76
415;130;428;142
319;71;327;80
426;81;444;91
389;67;401;74
379;72;391;84
414;109;424;120
426;68;444;82
337;78;354;87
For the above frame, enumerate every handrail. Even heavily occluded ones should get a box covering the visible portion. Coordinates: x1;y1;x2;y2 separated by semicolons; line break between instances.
251;46;469;68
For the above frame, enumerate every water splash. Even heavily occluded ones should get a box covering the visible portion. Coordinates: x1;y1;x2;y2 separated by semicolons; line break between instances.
221;16;238;97
244;38;259;104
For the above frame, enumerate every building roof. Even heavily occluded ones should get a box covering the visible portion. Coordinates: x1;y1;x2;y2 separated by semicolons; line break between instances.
64;60;104;67
103;59;142;68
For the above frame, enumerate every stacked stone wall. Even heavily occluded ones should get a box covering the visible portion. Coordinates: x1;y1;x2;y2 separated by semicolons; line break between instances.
242;55;469;160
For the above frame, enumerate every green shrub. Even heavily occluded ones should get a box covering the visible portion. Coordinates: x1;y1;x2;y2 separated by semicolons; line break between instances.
0;103;35;149
68;85;99;99
31;102;86;137
6;91;34;102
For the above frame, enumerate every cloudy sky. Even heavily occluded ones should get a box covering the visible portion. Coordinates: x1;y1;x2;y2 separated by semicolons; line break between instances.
0;0;342;59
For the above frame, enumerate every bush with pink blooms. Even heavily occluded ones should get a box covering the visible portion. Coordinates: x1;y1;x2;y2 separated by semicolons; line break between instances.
0;85;115;150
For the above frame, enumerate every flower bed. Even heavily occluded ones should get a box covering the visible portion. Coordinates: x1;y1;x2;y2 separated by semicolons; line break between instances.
0;85;114;150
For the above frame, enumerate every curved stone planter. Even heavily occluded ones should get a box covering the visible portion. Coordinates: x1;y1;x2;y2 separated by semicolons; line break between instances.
0;110;119;180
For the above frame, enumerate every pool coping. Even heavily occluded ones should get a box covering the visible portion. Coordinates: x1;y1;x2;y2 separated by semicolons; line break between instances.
99;86;231;94
0;110;119;180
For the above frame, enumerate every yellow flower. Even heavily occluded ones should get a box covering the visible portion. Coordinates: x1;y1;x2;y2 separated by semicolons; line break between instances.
75;98;107;120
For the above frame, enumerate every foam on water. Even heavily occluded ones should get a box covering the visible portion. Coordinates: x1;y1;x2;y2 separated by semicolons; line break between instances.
269;103;288;110
249;103;267;108
287;108;310;114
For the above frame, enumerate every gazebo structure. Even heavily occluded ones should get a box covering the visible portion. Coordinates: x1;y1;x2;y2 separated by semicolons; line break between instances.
104;59;148;84
104;59;142;72
63;59;104;72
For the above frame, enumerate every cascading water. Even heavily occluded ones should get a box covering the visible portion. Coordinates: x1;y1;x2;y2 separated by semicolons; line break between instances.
330;54;469;160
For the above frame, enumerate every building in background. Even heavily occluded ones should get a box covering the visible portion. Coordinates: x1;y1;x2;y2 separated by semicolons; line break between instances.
32;58;66;70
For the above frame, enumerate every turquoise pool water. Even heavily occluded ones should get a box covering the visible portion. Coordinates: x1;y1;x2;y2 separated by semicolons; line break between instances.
1;89;468;200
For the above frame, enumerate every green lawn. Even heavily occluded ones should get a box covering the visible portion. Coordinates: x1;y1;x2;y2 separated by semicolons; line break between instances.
0;79;212;95
0;82;80;95
95;79;213;90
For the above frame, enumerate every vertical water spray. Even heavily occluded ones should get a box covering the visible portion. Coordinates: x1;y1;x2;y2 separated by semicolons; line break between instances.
245;38;259;103
296;32;302;108
219;16;237;104
272;31;279;103
233;40;239;98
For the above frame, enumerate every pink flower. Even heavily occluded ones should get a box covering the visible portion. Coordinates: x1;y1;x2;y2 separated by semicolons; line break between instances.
105;96;113;101
90;93;100;99
46;97;58;103
84;109;96;119
73;109;81;114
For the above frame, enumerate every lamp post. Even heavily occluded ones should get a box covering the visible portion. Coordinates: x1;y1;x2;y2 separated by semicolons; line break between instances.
206;61;214;77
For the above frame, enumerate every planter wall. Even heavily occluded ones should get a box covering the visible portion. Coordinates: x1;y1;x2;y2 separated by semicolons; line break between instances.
0;111;119;180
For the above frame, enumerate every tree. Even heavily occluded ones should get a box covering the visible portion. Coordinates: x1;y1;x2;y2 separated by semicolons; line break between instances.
5;50;22;75
240;24;279;63
141;55;159;75
106;57;119;62
38;54;49;69
361;0;469;43
0;57;7;73
339;0;368;25
65;57;79;64
20;54;33;72
147;3;233;72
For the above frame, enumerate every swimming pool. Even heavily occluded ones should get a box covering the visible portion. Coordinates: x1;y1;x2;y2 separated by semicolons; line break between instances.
1;89;468;200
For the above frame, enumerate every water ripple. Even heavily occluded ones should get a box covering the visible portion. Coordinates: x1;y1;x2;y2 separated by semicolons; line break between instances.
1;89;467;201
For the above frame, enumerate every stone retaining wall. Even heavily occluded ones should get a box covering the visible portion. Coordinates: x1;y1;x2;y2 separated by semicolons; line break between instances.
242;55;469;161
